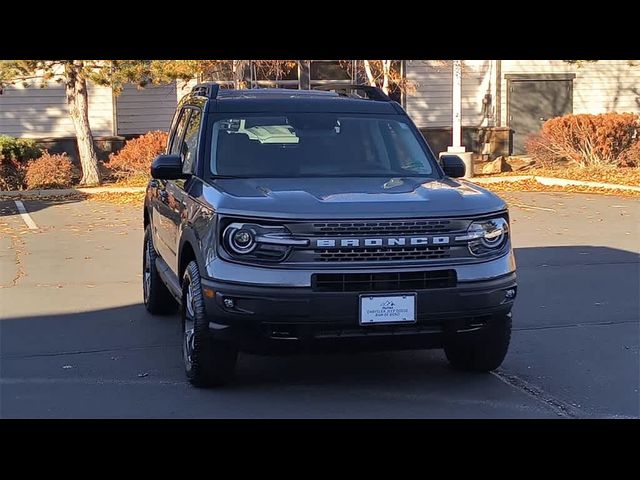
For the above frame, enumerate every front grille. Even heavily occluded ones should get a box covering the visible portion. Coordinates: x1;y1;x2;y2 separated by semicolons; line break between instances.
310;220;452;236
314;246;450;262
312;270;457;292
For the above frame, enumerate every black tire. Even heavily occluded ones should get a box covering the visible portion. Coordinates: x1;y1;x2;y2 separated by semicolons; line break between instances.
444;313;512;373
143;225;177;314
182;260;238;387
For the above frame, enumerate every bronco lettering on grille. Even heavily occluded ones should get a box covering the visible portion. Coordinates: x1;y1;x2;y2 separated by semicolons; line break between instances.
314;236;451;248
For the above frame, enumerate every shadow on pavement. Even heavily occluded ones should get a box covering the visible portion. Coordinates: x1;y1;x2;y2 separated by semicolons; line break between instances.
0;195;88;217
0;245;637;418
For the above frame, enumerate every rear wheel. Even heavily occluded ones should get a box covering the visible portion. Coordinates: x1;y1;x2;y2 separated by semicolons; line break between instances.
143;225;177;314
182;261;238;387
444;313;512;372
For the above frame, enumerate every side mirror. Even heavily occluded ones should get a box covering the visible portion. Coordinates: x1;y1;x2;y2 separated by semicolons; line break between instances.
440;155;466;178
150;154;189;180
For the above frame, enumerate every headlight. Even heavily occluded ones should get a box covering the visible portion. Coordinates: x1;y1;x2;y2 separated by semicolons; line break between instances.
457;217;509;256
222;222;308;262
227;228;257;254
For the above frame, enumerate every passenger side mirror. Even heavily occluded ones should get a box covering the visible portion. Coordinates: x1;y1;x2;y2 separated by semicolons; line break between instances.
151;154;189;180
440;155;466;178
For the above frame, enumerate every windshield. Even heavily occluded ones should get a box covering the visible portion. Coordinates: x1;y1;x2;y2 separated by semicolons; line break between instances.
209;114;440;178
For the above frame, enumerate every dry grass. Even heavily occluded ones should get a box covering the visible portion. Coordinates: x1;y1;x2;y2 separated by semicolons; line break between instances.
103;174;150;188
85;191;146;205
485;165;640;187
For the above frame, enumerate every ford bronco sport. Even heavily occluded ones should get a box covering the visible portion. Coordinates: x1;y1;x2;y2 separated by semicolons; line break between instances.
143;83;517;387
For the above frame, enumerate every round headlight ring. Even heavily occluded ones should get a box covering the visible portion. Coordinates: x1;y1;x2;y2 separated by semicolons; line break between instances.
227;227;257;254
468;217;508;255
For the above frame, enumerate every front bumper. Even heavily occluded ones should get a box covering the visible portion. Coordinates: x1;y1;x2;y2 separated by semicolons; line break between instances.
201;268;517;351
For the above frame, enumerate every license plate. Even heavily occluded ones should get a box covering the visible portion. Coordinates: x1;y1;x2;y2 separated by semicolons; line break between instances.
359;294;416;325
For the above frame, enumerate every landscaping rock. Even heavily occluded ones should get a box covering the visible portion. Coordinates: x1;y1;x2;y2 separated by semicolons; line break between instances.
505;156;536;172
480;157;505;175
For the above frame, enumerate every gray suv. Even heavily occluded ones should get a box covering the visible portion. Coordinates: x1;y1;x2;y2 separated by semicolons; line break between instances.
143;83;517;387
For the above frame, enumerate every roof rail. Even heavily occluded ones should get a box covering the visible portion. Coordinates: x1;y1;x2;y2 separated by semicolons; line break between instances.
312;84;391;101
191;82;220;99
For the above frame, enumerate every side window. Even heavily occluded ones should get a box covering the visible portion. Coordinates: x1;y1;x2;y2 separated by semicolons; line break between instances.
181;109;202;175
169;108;191;156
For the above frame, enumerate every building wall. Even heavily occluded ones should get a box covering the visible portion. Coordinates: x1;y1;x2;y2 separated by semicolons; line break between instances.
0;82;114;138
406;60;640;129
115;83;178;136
500;60;640;126
405;60;493;128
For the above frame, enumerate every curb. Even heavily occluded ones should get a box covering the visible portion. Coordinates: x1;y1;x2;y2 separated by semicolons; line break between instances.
0;186;146;199
470;175;640;192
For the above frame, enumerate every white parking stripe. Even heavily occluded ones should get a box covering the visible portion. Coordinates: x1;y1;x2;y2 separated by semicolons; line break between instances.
14;200;38;230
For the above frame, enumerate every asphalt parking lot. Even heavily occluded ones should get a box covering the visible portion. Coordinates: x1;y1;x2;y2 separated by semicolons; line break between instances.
0;191;638;418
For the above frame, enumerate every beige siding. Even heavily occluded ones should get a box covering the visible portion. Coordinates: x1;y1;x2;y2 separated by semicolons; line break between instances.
405;60;493;128
500;60;640;125
115;83;178;135
0;82;113;138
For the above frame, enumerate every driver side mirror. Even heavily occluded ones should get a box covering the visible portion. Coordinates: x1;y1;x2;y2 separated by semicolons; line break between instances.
440;155;466;178
150;154;190;180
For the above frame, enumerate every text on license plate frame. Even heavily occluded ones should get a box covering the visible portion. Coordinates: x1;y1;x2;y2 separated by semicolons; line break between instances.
359;293;417;325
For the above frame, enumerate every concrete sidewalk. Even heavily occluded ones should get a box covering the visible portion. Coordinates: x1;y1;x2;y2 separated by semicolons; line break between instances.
470;175;640;192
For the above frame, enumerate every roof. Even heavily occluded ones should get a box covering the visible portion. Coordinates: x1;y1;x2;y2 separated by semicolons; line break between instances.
186;87;402;114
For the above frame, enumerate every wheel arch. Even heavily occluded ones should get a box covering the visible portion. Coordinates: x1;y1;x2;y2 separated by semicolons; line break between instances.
178;227;207;283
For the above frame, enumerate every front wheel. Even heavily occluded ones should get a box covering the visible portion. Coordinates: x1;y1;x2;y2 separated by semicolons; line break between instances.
444;313;512;373
182;261;238;387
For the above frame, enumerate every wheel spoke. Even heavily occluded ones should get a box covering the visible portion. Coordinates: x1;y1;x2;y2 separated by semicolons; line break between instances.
143;240;151;299
184;328;194;363
186;282;195;318
183;279;196;367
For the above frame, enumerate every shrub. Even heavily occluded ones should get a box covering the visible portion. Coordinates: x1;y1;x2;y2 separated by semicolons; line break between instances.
25;152;74;190
0;135;43;163
106;131;168;181
525;113;640;168
0;136;44;190
0;152;24;190
618;137;640;167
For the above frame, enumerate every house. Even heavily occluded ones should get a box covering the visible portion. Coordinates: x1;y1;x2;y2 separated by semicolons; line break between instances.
405;60;640;157
1;60;638;161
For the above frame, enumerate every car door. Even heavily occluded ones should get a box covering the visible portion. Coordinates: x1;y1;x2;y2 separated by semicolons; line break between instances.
153;107;191;265
164;107;202;274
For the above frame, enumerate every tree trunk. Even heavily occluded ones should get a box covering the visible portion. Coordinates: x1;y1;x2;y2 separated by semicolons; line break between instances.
65;61;101;186
363;60;376;87
233;60;248;89
382;60;391;94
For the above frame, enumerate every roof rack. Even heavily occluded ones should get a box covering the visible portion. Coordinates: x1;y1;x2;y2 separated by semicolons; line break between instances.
191;82;220;99
312;84;391;101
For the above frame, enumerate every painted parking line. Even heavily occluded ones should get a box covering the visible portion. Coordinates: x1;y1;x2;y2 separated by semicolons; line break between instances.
13;200;38;230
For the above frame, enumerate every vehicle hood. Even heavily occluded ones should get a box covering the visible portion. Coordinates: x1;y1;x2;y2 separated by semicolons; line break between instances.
199;176;507;219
